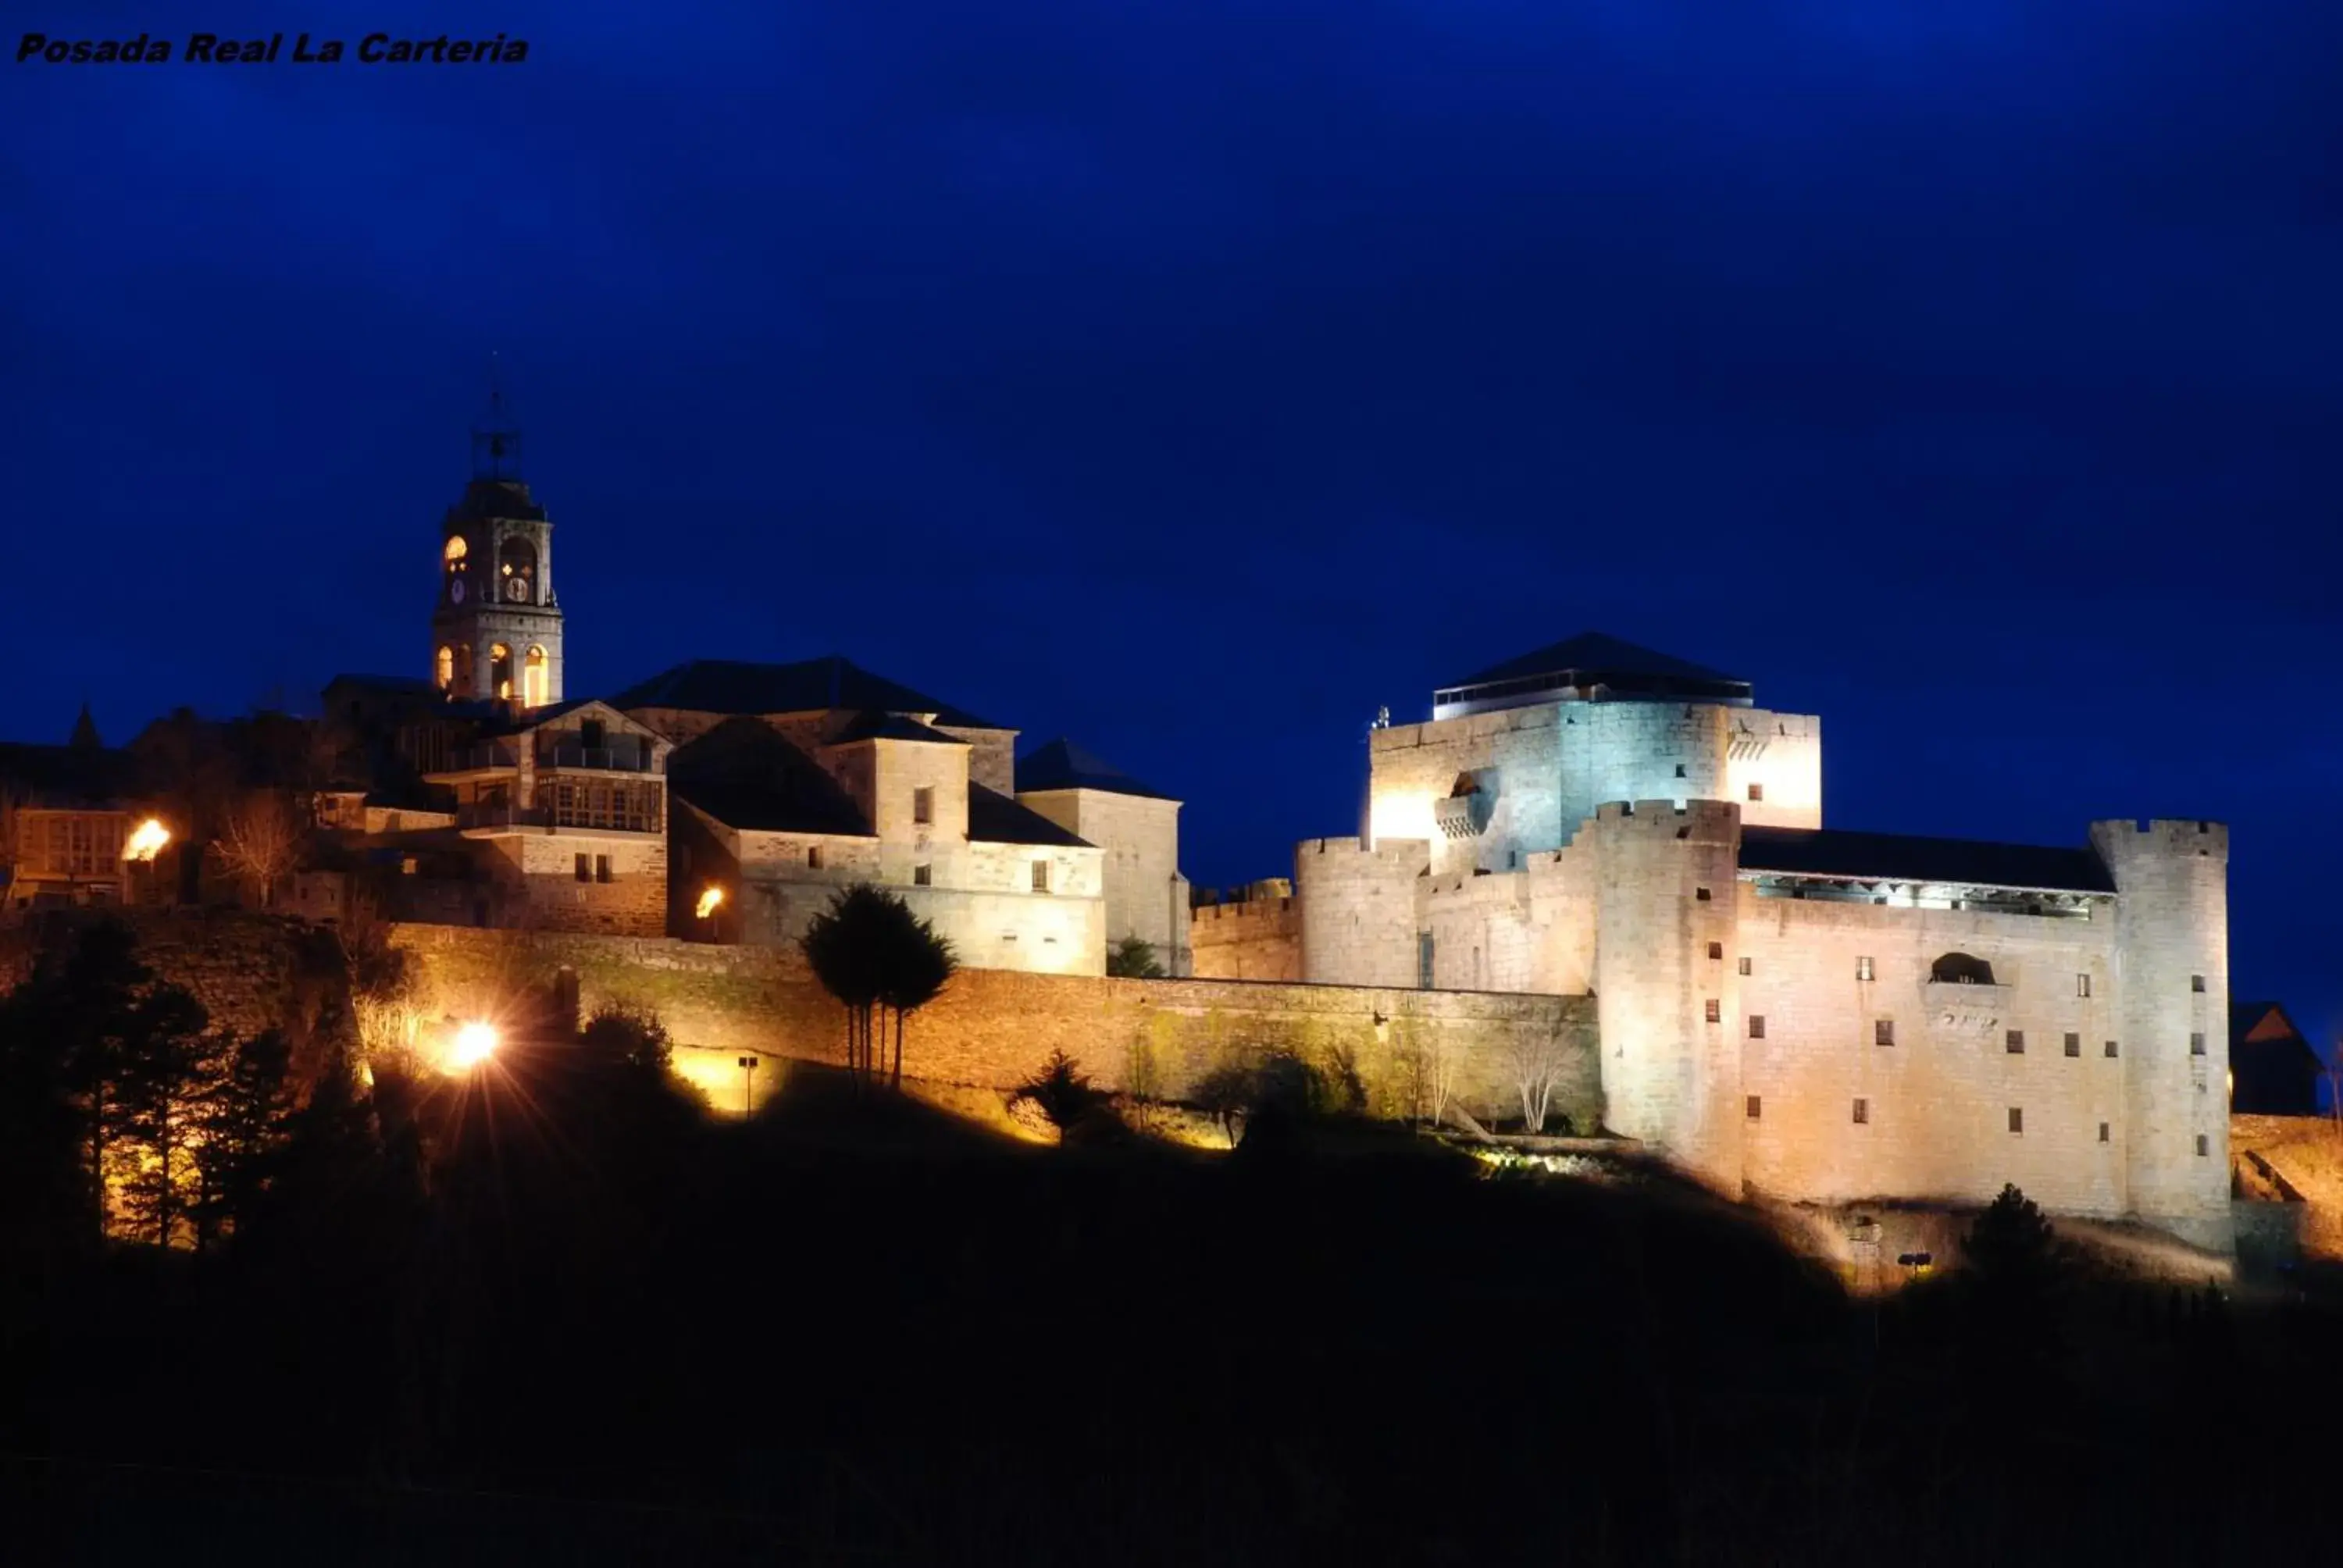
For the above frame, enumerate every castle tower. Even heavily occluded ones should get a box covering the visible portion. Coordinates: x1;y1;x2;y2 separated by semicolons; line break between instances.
1590;799;1745;1190
2089;818;2232;1251
1295;835;1430;989
429;377;564;707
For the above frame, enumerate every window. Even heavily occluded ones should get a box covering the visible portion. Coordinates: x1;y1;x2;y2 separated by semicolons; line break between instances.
1738;957;1752;976
1707;941;1723;960
913;787;934;826
444;536;468;564
2063;1032;2081;1057
1746;1096;1761;1120
523;646;549;707
574;853;590;882
2189;1032;2206;1057
1930;952;1995;985
435;645;455;689
1856;956;1874;982
1695;886;1712;902
2105;1039;2120;1059
1748;1015;1766;1039
2191;974;2206;993
1852;1098;1868;1124
2195;1135;2209;1157
594;855;612;885
2099;1122;2110;1144
549;780;661;833
1704;999;1721;1023
1030;861;1050;893
1418;932;1435;989
1674;764;1688;779
807;846;823;870
2008;1107;2024;1135
1747;783;1763;803
2006;1030;2024;1054
490;643;513;701
1875;1019;1895;1047
2076;973;2092;998
913;864;933;886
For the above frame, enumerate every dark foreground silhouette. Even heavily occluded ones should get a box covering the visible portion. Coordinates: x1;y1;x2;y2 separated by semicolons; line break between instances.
1;933;2334;1564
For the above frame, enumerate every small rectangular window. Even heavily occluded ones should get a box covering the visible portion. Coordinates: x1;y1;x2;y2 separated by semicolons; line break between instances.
2009;1107;2024;1135
1695;886;1712;902
808;846;823;870
2076;973;2092;998
1747;783;1764;803
1030;861;1050;893
1748;1014;1766;1039
2195;1134;2209;1157
1674;764;1688;779
913;786;934;826
2063;1032;2081;1058
2189;1032;2206;1057
1738;956;1752;976
2098;1122;2109;1143
1852;1098;1868;1124
595;854;612;885
574;853;590;882
2191;974;2206;993
1707;941;1723;960
2105;1039;2119;1059
913;863;933;886
1875;1019;1894;1047
1704;999;1721;1024
1856;956;1874;982
1746;1095;1761;1120
2006;1030;2024;1054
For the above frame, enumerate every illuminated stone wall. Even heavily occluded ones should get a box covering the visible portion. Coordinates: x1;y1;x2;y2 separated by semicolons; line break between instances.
483;832;668;937
1295;836;1428;989
1016;787;1188;975
1189;891;1301;982
383;922;1599;1131
1723;710;1822;829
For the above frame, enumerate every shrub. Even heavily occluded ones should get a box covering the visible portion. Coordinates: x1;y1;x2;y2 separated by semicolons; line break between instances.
1007;1049;1109;1141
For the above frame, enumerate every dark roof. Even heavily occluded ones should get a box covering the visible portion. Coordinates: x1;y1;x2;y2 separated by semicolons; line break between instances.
1016;738;1175;800
1739;825;2116;895
829;711;968;747
969;782;1091;848
606;657;1000;730
0;742;143;809
676;775;872;836
1452;632;1742;690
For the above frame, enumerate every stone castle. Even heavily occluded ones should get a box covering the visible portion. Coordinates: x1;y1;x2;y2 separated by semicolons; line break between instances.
0;435;2234;1250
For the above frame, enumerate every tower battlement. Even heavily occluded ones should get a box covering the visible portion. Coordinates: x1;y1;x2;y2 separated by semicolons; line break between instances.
2091;818;2229;861
1588;797;1742;843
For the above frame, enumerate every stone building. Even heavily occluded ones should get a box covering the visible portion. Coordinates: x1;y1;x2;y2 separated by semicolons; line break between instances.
1014;739;1190;976
1206;633;2234;1249
0;709;159;911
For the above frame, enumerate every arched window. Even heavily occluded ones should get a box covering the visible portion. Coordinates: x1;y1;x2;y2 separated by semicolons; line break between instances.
1930;952;1996;985
454;643;476;694
435;645;455;690
444;536;468;565
523;645;549;707
490;643;513;700
498;536;537;605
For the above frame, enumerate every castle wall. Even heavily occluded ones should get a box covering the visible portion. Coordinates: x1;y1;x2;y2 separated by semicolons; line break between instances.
484;831;667;937
1724;710;1822;829
383;924;1599;1131
1419;855;1594;996
1589;800;1743;1187
1368;708;1563;876
1733;893;2127;1217
1189;887;1301;982
1296;836;1428;989
2093;819;2232;1248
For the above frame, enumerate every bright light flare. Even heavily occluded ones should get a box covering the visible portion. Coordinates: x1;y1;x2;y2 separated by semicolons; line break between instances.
123;818;171;862
695;886;725;920
448;1021;500;1072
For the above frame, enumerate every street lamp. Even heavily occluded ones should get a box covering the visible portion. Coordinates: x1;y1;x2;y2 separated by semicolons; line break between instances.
449;1021;500;1072
736;1054;758;1117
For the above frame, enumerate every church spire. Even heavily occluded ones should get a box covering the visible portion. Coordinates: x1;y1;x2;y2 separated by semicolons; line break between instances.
471;350;523;481
68;700;101;750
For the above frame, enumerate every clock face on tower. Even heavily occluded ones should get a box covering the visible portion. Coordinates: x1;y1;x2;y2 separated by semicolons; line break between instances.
505;576;530;604
449;577;466;604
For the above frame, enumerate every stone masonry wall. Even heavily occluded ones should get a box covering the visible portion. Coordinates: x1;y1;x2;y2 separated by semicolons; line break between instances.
385;923;1599;1132
1189;895;1302;982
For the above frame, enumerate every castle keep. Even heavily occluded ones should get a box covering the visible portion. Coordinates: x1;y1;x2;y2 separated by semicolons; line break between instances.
1195;633;2233;1249
0;430;2234;1250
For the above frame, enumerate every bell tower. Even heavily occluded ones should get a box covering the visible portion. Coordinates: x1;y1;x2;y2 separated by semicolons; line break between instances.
429;362;565;707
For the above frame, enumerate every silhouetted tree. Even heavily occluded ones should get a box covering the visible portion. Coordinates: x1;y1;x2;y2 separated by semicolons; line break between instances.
1106;935;1165;978
189;1028;297;1251
111;989;223;1247
214;788;305;909
801;885;956;1091
879;911;955;1091
1009;1049;1108;1140
1194;1061;1254;1148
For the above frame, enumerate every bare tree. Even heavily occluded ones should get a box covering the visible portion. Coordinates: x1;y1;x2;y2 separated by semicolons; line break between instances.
1506;1030;1573;1135
1417;1028;1460;1131
214;789;305;910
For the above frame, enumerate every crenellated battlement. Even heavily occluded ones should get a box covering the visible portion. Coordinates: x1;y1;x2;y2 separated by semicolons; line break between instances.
2090;818;2229;861
1299;835;1433;873
1586;797;1742;843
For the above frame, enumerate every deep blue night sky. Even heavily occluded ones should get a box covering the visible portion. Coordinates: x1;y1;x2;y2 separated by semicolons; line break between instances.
5;3;2338;1043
